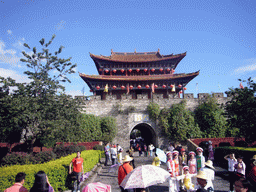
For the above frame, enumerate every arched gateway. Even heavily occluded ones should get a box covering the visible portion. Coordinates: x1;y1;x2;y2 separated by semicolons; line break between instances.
130;123;157;147
79;49;204;150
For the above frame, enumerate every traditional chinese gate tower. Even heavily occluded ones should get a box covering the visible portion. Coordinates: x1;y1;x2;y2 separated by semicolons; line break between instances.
79;49;199;99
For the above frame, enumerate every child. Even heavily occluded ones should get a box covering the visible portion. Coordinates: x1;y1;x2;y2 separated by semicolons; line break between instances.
173;150;180;176
196;147;205;172
188;151;197;174
234;156;246;177
182;166;195;191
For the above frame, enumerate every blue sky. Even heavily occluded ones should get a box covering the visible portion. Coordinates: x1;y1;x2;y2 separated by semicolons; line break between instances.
1;0;256;97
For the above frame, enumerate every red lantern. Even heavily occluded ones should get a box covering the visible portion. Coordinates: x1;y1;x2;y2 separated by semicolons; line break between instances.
178;84;182;88
144;68;148;72
162;85;166;88
159;68;163;72
113;69;117;73
145;85;150;89
170;84;174;88
129;69;132;72
151;68;155;72
99;68;102;72
136;69;140;72
129;85;133;89
166;68;170;72
171;68;175;74
184;87;187;90
154;84;158;88
179;90;183;94
121;85;125;89
96;86;100;90
121;69;124;73
112;85;117;89
105;69;109;73
137;85;141;89
90;89;93;92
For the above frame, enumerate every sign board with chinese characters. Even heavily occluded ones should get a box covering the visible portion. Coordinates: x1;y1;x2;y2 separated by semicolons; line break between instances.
134;114;149;122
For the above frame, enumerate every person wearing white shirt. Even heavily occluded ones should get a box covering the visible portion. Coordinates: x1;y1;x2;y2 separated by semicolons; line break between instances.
224;153;237;192
200;160;215;191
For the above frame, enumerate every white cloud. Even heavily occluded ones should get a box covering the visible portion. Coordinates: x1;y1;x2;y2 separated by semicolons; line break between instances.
234;63;256;74
233;58;256;75
65;89;83;98
7;30;12;35
0;68;31;84
0;40;21;66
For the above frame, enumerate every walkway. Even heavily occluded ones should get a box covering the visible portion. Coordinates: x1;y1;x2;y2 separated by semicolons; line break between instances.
92;152;230;192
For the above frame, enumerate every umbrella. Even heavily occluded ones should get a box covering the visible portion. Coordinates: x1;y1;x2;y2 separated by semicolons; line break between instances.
82;182;111;192
156;148;167;163
120;165;170;189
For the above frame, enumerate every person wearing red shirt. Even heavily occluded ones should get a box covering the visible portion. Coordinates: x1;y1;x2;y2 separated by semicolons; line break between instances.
4;172;28;192
247;155;256;188
118;155;134;192
69;151;84;192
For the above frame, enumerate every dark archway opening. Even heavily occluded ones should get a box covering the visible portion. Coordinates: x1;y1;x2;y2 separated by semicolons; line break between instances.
130;123;156;150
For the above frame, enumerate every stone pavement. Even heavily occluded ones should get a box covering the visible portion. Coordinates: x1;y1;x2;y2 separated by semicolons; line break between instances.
87;152;230;192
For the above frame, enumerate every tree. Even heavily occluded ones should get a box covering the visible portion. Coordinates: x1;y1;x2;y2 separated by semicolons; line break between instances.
225;78;256;143
159;101;201;142
194;95;227;138
0;35;80;150
100;116;117;143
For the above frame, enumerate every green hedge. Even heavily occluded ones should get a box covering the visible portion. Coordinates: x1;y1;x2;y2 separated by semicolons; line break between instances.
0;150;104;192
214;146;256;168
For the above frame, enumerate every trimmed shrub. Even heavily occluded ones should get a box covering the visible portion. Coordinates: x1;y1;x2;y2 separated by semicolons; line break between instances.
1;152;34;166
33;151;56;164
78;145;86;152
0;150;104;192
93;144;104;151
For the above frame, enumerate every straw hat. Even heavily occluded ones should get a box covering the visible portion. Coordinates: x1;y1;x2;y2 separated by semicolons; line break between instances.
172;150;179;155
251;155;256;160
166;152;172;156
189;151;195;156
196;170;207;180
196;147;203;152
181;148;186;152
204;160;215;170
123;155;133;163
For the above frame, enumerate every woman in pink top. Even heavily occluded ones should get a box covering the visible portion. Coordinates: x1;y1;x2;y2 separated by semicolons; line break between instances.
188;151;197;174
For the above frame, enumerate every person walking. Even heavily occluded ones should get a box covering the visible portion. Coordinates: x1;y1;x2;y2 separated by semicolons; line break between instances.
110;144;117;165
30;171;54;192
148;144;155;157
4;172;28;192
69;151;84;192
104;143;110;166
224;153;237;192
118;155;134;192
152;153;161;167
208;141;214;161
144;144;147;157
117;144;123;164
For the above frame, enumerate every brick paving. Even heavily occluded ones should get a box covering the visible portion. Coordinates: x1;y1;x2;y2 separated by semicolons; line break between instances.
89;152;230;192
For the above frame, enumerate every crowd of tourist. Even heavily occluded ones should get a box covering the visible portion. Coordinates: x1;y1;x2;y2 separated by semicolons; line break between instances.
4;141;256;192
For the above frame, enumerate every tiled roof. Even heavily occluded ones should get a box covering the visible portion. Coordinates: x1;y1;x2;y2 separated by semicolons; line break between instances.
90;51;186;62
79;71;199;82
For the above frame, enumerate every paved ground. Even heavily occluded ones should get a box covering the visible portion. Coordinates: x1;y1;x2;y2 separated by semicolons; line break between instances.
91;152;230;192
